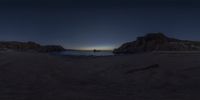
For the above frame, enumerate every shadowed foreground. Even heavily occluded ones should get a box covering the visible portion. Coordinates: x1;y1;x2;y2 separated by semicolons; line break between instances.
0;51;200;100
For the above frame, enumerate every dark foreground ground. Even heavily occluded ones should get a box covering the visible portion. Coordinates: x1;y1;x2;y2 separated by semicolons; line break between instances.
0;51;200;100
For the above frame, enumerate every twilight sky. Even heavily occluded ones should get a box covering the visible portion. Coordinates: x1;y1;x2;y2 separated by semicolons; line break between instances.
0;0;200;50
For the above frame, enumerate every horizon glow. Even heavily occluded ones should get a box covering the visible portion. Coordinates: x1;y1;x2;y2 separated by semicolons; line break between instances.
0;0;200;49
76;46;115;51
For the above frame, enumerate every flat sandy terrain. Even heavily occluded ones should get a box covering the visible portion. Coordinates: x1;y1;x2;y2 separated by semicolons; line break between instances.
0;51;200;100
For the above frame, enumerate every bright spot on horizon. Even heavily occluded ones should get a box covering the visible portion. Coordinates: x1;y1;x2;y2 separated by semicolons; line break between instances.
78;46;114;51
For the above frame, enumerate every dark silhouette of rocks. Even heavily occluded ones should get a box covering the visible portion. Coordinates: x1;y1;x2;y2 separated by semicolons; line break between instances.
93;49;101;52
93;49;97;52
0;41;66;52
113;32;200;54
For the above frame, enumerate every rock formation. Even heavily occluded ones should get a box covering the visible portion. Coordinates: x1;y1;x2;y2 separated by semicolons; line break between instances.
113;32;200;54
0;41;66;52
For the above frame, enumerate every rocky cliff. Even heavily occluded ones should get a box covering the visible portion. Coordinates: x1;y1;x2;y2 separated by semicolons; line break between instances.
0;41;66;52
113;33;200;54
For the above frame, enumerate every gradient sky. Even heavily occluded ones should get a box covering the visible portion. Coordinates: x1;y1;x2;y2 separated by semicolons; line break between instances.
0;0;200;50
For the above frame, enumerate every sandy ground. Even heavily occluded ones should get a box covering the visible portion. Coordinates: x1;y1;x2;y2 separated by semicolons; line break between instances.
0;51;200;100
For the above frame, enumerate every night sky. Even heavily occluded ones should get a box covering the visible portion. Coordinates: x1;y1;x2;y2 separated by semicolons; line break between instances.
0;0;200;50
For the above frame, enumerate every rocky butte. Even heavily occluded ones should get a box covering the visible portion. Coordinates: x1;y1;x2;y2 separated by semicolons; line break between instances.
0;41;66;52
113;32;200;54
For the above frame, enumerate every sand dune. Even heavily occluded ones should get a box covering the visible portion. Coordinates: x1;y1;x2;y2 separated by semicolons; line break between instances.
0;51;200;100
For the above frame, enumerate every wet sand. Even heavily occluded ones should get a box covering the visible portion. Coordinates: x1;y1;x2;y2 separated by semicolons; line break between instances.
0;51;200;100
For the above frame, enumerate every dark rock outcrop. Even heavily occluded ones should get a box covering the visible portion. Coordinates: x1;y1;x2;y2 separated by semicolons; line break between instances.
0;41;66;52
113;32;200;54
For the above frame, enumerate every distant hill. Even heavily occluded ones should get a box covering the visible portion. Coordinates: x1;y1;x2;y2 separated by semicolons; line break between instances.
113;32;200;54
0;41;66;52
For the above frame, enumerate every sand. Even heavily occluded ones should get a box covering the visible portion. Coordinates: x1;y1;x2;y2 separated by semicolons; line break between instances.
0;51;200;100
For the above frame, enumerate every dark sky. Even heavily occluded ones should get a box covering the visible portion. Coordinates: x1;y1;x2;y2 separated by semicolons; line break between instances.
0;0;200;50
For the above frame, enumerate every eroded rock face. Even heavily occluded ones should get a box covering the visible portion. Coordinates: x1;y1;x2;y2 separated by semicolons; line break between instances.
113;33;200;54
0;41;66;52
